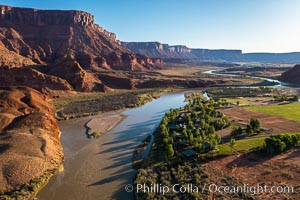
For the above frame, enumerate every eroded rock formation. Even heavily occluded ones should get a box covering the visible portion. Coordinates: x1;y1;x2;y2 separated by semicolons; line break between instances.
0;66;74;95
0;87;63;195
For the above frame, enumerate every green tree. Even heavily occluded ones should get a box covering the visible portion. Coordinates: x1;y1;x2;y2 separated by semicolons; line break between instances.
167;144;175;158
265;133;300;154
196;142;203;152
200;119;206;127
200;130;205;139
215;134;221;144
191;111;197;121
161;117;168;125
163;138;169;145
291;95;299;102
265;137;286;154
210;138;218;149
250;118;261;130
161;125;169;137
182;129;188;139
231;126;243;136
188;120;194;129
213;119;227;130
189;133;194;144
207;126;215;135
246;125;254;135
229;138;236;153
195;129;201;136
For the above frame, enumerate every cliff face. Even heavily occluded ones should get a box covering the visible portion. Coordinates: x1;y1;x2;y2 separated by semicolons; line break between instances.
121;42;196;59
0;47;36;68
122;41;300;63
0;66;74;94
0;5;95;26
0;5;158;71
121;42;243;61
44;57;111;92
0;45;74;95
280;64;300;85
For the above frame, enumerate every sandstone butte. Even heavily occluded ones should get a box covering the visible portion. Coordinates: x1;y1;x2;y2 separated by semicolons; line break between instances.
0;4;163;94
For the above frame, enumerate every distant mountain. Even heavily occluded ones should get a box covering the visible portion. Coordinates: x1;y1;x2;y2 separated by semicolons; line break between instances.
280;64;300;85
121;42;196;59
121;42;300;63
243;53;300;63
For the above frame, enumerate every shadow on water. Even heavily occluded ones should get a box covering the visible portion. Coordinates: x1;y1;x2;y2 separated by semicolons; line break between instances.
38;91;186;200
93;93;186;199
100;118;162;150
98;119;161;161
99;143;135;154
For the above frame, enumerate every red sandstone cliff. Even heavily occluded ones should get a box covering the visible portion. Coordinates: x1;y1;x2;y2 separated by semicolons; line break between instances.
44;56;112;92
0;5;160;71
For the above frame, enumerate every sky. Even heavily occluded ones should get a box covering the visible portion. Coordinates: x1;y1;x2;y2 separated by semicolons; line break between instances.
1;0;300;53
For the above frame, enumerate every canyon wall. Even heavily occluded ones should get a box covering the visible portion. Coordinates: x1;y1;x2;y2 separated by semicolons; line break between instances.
122;41;300;63
0;5;159;71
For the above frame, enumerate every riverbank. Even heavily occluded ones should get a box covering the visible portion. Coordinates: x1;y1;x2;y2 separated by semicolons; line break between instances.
37;91;186;200
52;88;174;120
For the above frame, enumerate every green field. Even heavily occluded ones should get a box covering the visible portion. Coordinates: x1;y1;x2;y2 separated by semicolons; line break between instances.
247;103;300;122
218;137;267;155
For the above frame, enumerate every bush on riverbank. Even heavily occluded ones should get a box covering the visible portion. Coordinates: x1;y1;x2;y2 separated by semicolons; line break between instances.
0;168;60;200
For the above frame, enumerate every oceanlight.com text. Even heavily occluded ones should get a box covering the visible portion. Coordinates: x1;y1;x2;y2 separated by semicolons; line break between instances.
125;183;294;196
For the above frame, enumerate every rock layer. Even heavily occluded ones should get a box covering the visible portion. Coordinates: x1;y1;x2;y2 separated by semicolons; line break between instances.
121;41;300;63
44;56;111;92
0;66;74;95
0;4;159;71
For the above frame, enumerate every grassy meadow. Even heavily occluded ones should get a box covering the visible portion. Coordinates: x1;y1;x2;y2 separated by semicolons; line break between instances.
247;103;300;122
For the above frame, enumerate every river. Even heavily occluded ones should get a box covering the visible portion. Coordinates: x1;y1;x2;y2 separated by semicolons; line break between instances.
37;70;296;200
37;92;186;200
203;69;296;88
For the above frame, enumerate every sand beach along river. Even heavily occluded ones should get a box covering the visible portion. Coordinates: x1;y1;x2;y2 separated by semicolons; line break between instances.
37;92;185;200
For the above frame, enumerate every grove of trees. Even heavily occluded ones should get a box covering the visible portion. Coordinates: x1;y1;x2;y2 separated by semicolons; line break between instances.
265;133;300;154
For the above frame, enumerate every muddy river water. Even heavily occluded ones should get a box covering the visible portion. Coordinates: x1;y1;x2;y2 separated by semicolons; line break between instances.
37;92;186;200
